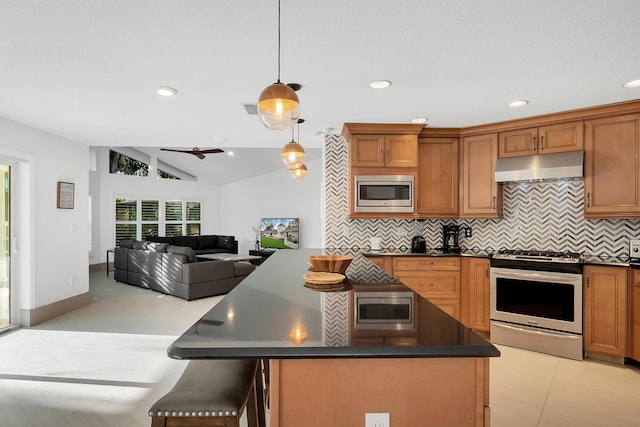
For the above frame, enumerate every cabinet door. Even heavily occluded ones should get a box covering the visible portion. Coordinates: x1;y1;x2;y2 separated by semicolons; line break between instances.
584;265;627;356
462;258;491;332
430;299;460;321
632;270;640;361
538;121;584;154
460;133;501;218
385;134;418;167
584;114;640;217
498;128;537;158
416;138;459;216
350;134;385;167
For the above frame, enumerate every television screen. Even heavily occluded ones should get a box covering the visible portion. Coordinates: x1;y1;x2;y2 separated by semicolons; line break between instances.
260;218;299;250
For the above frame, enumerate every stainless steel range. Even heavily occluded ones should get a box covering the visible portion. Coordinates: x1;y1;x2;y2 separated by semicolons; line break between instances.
490;249;584;360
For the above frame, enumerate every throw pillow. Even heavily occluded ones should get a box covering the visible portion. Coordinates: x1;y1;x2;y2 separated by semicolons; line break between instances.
218;235;236;251
132;240;148;250
167;245;197;263
119;239;135;248
147;242;169;253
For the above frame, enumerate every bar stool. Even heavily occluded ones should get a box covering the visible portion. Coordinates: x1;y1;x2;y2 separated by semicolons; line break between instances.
149;359;264;427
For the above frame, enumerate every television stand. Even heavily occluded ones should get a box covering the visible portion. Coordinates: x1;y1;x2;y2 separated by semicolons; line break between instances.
248;249;276;266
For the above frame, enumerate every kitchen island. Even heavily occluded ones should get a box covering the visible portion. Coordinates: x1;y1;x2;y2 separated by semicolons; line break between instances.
168;248;500;426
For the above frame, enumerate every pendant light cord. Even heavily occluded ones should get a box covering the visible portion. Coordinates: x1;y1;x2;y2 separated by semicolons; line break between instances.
277;0;282;83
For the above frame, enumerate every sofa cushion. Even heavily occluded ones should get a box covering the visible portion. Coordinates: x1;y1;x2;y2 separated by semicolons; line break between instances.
167;245;197;263
173;236;198;249
147;242;169;253
196;235;218;250
119;239;135;249
148;236;175;245
132;240;148;250
218;235;236;251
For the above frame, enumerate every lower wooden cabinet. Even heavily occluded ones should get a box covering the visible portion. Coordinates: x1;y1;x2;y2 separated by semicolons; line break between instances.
392;257;461;321
631;270;640;362
461;257;491;333
584;265;627;358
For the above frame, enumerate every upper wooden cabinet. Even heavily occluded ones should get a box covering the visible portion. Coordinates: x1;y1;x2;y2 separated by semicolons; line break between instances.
498;121;584;158
460;133;502;218
584;114;640;218
343;123;424;169
416;137;459;217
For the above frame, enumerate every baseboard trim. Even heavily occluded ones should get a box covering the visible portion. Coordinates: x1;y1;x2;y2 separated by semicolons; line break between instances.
89;262;108;274
20;292;90;327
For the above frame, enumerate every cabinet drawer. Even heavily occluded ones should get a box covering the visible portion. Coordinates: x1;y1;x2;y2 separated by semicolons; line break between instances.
393;257;460;271
395;272;459;297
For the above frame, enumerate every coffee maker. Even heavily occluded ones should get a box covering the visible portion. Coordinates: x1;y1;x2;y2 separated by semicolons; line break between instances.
442;224;461;253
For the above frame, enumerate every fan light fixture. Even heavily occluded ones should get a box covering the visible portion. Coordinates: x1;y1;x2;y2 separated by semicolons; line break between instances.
257;0;299;130
281;119;305;168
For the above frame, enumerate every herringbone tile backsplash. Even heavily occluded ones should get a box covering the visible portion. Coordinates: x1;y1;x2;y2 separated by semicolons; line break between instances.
323;134;640;257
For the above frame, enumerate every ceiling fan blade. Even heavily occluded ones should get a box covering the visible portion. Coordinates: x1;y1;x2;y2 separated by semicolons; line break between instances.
160;148;192;154
199;149;224;154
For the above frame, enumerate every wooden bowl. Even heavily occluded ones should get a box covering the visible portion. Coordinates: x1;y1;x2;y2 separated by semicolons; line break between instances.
308;255;353;274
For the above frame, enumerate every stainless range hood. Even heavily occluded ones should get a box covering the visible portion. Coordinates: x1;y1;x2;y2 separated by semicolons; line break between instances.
494;151;584;182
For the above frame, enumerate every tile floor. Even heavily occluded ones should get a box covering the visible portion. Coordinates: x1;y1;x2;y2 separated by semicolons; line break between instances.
0;272;639;426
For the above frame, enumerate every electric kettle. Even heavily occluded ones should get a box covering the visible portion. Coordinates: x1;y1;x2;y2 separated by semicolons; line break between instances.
411;235;427;253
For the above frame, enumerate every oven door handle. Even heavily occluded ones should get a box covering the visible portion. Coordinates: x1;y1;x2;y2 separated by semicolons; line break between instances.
492;270;580;283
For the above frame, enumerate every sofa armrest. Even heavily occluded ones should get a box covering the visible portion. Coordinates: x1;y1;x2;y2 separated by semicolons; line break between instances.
182;260;235;283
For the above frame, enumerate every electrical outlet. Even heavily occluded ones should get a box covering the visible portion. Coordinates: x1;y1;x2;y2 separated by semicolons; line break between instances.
630;239;640;257
365;413;389;427
464;227;472;238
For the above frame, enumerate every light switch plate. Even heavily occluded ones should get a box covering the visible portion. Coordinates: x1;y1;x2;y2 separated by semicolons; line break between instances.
630;239;640;257
365;412;390;427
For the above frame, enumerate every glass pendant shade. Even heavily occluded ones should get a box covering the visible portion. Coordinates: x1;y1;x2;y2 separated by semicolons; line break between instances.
281;140;305;168
290;163;308;181
258;82;300;130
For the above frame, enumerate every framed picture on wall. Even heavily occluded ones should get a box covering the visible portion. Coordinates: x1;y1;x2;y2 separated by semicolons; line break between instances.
57;181;74;209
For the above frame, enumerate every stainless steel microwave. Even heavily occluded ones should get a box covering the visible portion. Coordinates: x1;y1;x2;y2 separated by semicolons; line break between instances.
354;291;414;330
354;175;414;213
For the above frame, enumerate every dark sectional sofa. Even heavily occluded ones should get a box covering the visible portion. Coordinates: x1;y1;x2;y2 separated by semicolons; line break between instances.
113;235;255;300
146;234;238;255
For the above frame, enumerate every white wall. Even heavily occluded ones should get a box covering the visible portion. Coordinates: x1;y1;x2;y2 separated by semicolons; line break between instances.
90;147;222;265
219;157;324;254
0;117;89;309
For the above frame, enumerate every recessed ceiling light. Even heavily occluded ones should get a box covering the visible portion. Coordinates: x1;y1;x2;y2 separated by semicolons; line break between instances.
411;117;428;124
156;86;178;97
369;80;392;89
507;100;529;108
227;151;234;156
624;79;640;88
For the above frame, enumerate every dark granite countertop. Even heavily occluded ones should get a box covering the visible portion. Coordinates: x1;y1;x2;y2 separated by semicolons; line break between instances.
167;248;499;360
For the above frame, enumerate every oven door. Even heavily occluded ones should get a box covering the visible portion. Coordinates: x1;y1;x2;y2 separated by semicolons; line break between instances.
490;267;583;334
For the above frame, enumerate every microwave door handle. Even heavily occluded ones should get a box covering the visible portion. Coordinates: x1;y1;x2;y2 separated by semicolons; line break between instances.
493;270;578;283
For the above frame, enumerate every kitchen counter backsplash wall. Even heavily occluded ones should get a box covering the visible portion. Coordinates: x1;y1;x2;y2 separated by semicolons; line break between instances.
323;134;640;258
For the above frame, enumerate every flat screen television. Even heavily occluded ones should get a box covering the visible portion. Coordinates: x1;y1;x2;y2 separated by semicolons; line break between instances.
260;217;299;250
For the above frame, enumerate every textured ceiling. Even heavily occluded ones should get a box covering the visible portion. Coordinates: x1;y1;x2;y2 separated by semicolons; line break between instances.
1;0;639;182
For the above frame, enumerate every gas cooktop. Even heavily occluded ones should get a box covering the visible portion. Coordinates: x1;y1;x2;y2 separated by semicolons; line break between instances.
492;249;582;264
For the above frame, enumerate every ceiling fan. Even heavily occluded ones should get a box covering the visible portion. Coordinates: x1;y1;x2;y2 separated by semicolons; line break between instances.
160;147;224;160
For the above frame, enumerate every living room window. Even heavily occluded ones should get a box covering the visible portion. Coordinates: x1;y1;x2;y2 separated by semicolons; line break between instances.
114;197;201;244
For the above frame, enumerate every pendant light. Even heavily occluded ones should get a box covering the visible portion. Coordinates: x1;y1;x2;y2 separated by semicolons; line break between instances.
290;163;308;181
257;0;299;130
288;119;307;181
281;118;305;168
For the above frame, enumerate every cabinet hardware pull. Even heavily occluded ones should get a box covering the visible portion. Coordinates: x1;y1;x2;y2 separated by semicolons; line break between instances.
532;137;536;152
419;261;434;265
485;264;489;278
386;149;390;164
586;271;590;287
492;196;496;209
540;136;544;150
420;283;434;287
379;149;384;164
587;193;591;208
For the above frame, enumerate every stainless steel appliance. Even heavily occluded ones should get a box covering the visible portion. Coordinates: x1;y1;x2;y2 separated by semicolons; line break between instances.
490;250;583;360
411;235;426;253
354;175;414;213
354;290;414;330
